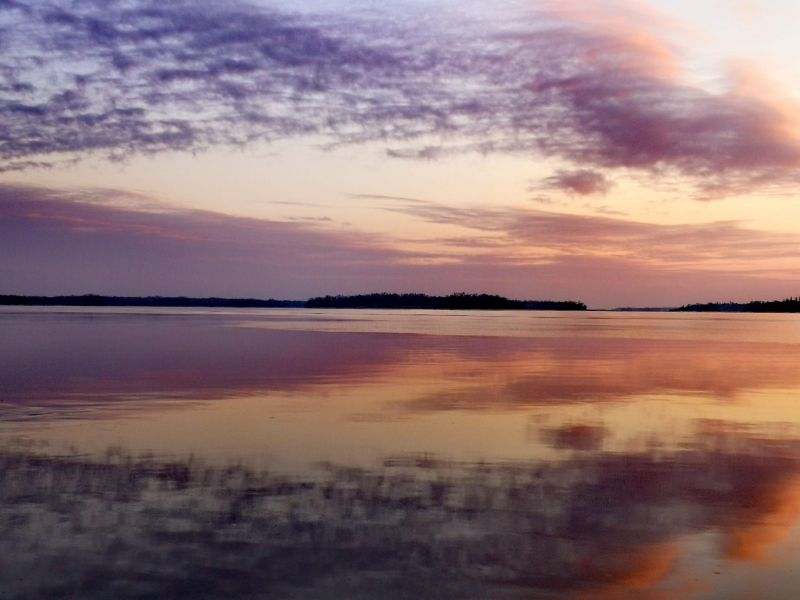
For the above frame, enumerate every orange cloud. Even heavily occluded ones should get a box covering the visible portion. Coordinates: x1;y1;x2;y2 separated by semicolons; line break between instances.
538;0;690;79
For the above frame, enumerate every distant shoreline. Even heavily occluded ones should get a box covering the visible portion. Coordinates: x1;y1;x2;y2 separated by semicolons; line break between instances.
8;294;800;313
0;293;587;311
673;298;800;313
0;294;304;309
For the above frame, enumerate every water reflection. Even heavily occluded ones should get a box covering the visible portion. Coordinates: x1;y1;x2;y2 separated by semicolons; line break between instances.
3;308;800;598
2;427;800;599
3;310;800;416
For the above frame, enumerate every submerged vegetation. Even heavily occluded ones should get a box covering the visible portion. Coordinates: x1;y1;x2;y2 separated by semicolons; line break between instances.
674;297;800;313
0;293;586;310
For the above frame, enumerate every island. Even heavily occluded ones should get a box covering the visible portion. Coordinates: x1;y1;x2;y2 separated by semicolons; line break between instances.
305;293;586;310
673;297;800;313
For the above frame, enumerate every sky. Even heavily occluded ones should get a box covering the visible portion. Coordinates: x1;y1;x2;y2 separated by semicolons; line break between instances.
2;0;800;308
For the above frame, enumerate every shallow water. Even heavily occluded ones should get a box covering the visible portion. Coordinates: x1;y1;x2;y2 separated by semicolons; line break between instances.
2;307;800;598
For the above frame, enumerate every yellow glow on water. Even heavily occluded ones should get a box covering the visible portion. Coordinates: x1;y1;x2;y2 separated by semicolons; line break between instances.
5;309;800;470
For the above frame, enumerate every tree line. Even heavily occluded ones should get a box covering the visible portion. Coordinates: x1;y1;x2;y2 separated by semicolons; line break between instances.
306;293;586;310
0;294;304;308
0;292;587;311
674;297;800;313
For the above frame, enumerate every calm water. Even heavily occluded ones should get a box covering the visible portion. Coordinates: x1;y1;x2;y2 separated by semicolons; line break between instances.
2;307;800;599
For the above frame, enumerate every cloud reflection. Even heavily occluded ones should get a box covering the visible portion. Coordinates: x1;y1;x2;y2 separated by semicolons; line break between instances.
4;311;800;421
3;426;800;598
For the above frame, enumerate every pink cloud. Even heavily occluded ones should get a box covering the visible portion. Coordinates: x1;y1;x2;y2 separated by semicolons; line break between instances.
4;183;800;307
389;200;800;264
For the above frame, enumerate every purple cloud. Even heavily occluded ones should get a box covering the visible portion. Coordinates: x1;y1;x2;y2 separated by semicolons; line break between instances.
1;1;800;196
540;169;614;195
3;183;800;306
0;183;415;297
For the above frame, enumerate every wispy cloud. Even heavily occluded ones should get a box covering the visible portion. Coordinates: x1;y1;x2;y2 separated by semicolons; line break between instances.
387;199;800;266
2;1;800;196
0;182;415;297
3;182;800;306
0;0;426;162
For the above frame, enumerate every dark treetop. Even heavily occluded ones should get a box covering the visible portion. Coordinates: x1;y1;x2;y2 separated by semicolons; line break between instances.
305;293;587;310
673;297;800;313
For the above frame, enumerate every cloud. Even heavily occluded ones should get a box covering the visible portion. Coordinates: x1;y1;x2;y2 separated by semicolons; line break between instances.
2;1;800;196
4;182;800;306
0;182;421;297
540;169;614;195
386;198;800;268
0;0;421;161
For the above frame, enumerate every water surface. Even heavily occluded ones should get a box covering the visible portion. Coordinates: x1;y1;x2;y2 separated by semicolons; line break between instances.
2;307;800;599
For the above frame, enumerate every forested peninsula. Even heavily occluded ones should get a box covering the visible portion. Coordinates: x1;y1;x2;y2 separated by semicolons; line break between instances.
0;293;586;311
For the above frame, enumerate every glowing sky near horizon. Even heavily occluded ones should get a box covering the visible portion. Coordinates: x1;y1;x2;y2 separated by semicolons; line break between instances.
3;0;800;308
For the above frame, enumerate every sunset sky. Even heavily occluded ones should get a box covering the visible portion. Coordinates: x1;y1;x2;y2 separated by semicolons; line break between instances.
3;0;800;308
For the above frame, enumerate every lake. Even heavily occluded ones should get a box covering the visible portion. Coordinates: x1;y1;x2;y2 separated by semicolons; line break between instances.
2;307;800;599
